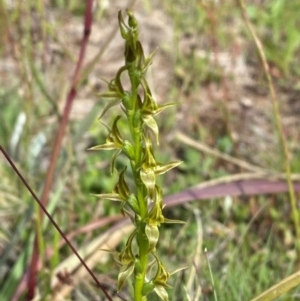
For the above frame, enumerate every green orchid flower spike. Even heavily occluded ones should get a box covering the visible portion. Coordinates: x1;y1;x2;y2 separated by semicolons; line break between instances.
90;10;184;301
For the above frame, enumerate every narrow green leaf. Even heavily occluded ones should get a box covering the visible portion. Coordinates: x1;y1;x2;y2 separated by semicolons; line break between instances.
154;161;183;175
91;193;122;201
163;218;185;224
250;270;300;301
88;142;117;151
142;48;157;74
118;10;130;39
136;41;145;71
170;266;188;276
97;91;119;98
153;103;176;116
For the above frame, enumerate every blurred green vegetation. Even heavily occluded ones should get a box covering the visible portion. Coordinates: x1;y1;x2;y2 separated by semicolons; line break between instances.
1;0;300;300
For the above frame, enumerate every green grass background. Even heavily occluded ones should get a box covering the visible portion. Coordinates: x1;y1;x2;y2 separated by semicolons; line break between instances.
1;0;300;300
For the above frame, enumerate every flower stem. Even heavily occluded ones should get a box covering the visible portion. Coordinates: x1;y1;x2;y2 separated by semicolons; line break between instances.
93;11;183;301
128;64;150;301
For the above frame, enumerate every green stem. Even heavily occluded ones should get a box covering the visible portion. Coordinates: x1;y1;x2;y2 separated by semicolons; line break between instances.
128;64;149;300
134;219;149;301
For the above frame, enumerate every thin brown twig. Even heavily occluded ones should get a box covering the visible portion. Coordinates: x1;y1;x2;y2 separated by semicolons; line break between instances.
176;131;270;174
0;146;114;301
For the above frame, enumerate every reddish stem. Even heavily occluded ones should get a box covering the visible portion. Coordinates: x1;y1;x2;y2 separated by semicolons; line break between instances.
24;1;97;299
